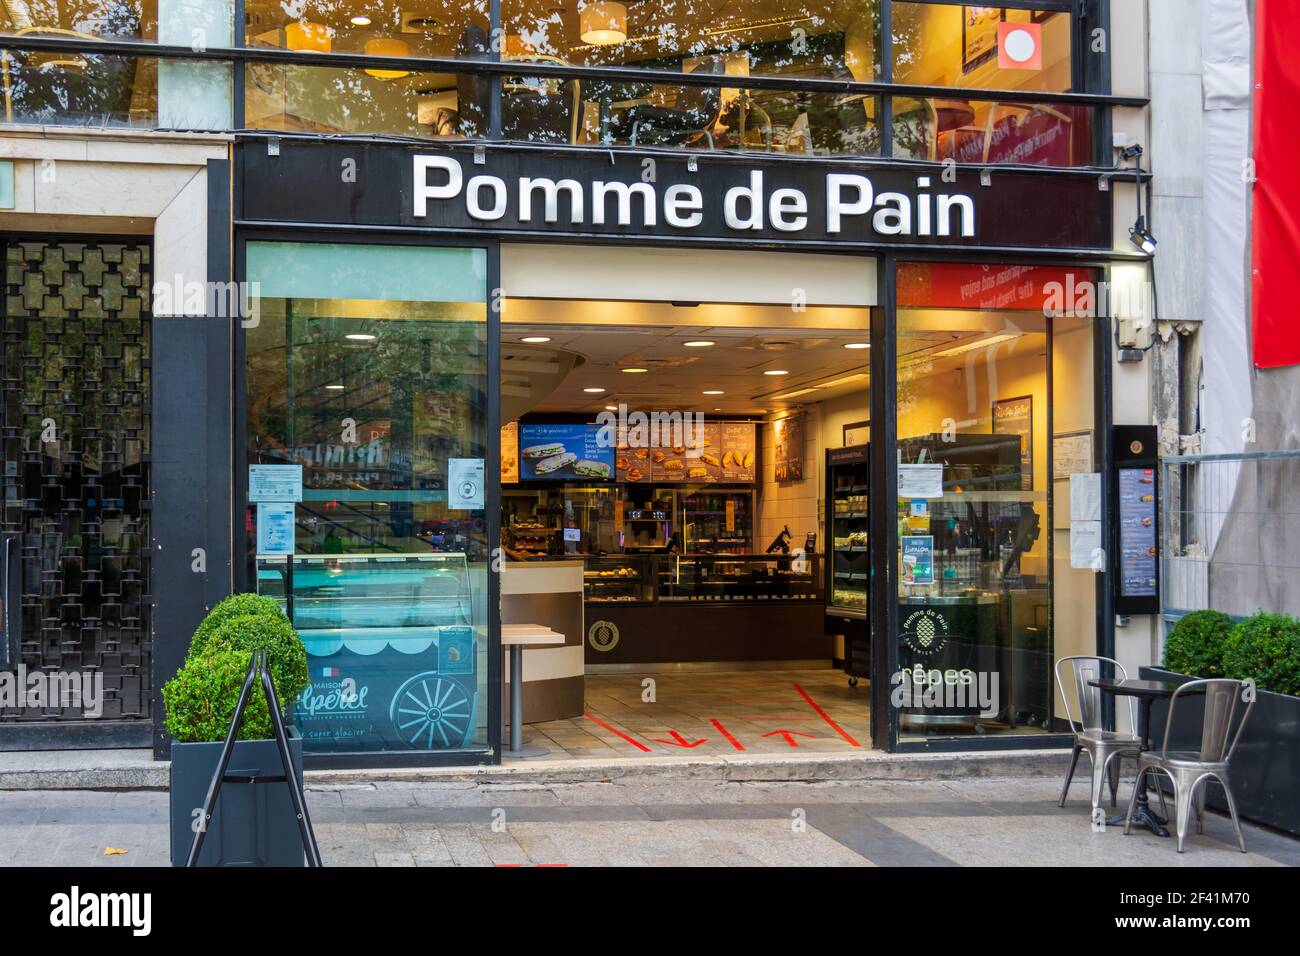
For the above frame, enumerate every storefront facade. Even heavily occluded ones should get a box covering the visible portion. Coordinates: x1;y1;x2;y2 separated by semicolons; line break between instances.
0;0;1157;764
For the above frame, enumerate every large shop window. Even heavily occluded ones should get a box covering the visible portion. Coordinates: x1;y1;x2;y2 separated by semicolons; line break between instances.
244;241;491;756
893;261;1097;742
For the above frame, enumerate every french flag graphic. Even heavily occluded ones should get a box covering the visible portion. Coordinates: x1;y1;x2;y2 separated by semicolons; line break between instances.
320;666;341;678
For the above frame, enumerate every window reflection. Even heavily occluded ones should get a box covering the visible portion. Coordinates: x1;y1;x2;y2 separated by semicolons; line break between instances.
504;1;881;80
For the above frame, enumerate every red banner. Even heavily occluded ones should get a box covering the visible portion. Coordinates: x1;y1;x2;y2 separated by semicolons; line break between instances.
1251;0;1300;368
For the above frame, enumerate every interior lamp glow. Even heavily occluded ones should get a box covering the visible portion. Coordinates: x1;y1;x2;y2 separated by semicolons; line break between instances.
844;16;874;82
364;37;411;79
580;1;628;45
285;21;332;52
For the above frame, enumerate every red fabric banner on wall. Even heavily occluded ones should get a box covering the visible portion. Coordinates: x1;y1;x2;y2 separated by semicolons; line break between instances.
1251;0;1300;368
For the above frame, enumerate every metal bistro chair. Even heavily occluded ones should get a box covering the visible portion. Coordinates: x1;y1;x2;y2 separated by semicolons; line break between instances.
1055;656;1143;814
1125;678;1253;853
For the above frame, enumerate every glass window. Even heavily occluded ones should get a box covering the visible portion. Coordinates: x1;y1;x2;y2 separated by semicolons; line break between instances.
0;53;231;128
574;78;881;154
245;241;491;755
890;96;1092;166
893;261;1096;742
245;1;489;60
244;61;480;137
893;3;1073;93
503;1;881;80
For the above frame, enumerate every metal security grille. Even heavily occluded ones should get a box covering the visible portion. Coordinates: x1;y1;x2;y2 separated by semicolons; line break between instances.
1;238;152;723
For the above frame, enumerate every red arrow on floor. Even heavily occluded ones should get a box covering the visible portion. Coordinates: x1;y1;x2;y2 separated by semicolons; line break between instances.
761;730;816;747
652;730;708;748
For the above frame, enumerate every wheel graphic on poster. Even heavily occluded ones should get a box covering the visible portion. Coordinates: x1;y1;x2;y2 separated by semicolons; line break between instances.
391;672;473;749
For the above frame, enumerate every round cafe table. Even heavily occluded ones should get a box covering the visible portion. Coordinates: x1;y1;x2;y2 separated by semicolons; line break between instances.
1087;677;1204;837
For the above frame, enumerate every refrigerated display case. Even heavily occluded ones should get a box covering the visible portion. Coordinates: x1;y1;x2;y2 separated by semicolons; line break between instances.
583;554;655;603
826;444;870;683
257;552;479;752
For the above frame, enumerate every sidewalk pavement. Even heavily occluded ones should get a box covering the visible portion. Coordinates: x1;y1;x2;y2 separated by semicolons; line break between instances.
2;775;1295;867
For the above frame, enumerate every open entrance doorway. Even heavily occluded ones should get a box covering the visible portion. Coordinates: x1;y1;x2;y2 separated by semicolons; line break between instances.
496;245;875;759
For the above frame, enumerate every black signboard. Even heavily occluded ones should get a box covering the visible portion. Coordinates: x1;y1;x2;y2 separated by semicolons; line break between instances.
237;140;1114;252
1112;424;1159;615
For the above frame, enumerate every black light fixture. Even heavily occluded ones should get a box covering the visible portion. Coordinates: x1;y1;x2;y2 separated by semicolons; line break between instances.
1122;144;1157;255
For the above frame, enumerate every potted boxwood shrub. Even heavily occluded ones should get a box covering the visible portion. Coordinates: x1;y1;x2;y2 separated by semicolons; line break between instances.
163;596;311;867
1142;609;1300;836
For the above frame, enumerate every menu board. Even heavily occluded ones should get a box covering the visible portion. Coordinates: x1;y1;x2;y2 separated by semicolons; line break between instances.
518;423;614;481
1118;467;1158;598
500;421;519;484
616;421;756;484
992;395;1033;490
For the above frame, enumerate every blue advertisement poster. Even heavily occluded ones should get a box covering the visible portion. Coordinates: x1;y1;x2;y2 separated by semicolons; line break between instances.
518;423;614;481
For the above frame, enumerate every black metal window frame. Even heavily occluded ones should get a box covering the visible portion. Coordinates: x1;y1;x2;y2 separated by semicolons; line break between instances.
2;0;1138;168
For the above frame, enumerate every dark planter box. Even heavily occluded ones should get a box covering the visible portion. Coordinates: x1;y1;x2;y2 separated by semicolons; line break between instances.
169;729;306;867
1140;666;1300;837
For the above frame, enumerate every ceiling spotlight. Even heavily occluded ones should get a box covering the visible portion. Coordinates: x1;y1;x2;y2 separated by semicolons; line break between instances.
843;342;870;350
325;384;345;390
1129;218;1157;255
521;336;551;343
583;387;606;393
703;389;724;395
683;340;715;348
621;367;648;374
350;15;371;26
345;333;376;341
764;369;789;376
605;405;618;411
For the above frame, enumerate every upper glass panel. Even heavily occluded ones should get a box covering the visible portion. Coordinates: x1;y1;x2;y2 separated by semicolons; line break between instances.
893;3;1073;93
245;0;488;58
504;1;881;80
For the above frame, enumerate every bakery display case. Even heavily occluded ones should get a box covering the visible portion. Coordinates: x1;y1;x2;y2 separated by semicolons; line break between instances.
583;554;655;603
256;552;480;752
659;554;823;603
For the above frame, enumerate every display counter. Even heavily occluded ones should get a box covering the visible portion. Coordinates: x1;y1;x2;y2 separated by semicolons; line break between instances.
578;552;831;665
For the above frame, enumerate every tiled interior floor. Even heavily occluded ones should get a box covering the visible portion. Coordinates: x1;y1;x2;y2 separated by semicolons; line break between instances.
519;667;872;760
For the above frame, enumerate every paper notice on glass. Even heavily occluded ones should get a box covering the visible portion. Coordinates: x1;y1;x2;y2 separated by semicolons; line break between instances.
1070;519;1102;570
1070;472;1101;522
448;458;485;510
898;463;944;499
256;502;296;556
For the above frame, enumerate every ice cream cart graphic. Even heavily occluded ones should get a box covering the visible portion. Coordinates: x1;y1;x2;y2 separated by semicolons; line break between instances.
259;553;480;753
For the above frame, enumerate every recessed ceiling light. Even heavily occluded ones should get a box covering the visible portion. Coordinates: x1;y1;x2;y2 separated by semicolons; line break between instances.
844;342;870;349
683;340;715;348
350;15;371;26
764;370;789;376
621;367;648;374
521;336;551;343
583;387;606;393
345;333;376;341
703;389;724;395
604;405;618;411
325;384;345;390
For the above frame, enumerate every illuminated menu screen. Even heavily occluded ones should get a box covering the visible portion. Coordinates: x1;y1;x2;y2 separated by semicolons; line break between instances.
616;422;756;484
1117;467;1158;598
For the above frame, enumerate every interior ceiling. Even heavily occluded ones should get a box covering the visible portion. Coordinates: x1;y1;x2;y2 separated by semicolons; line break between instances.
505;311;1042;419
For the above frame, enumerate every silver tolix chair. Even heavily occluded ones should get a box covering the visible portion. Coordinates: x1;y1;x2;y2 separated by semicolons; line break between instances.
1125;678;1253;853
1055;656;1142;814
